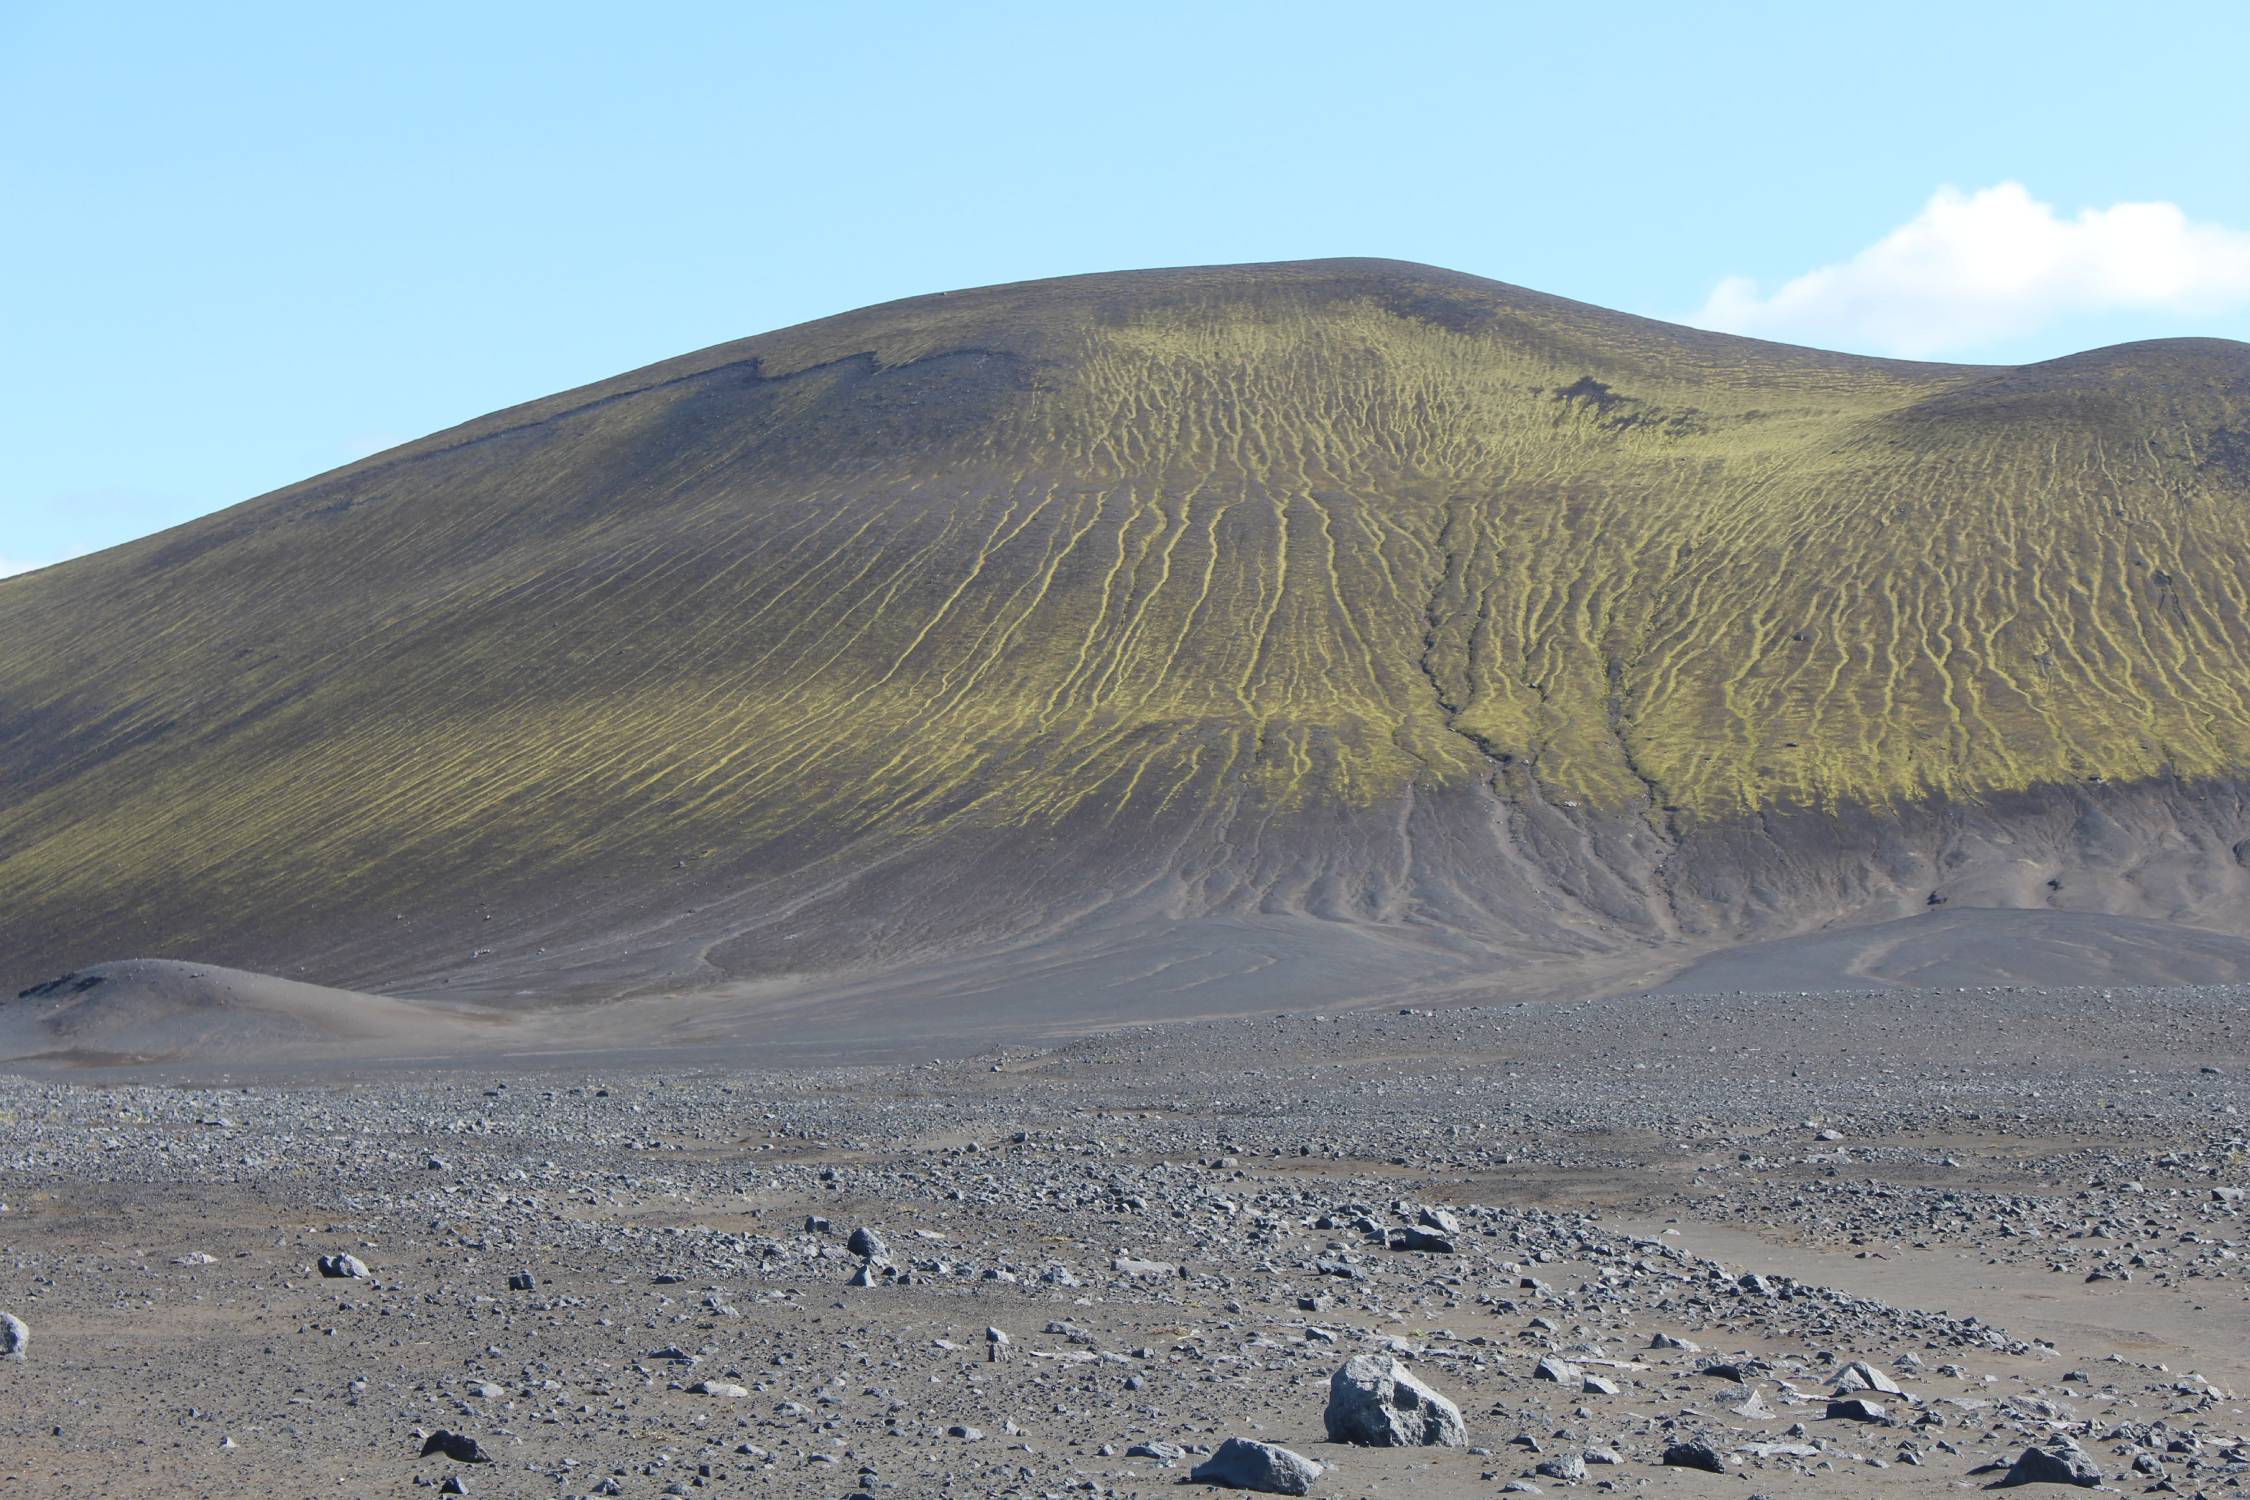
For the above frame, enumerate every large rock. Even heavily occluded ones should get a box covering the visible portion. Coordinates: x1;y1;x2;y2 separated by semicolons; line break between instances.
1998;1441;2102;1488
1834;1359;1903;1395
1661;1438;1727;1473
1532;1355;1582;1385
1189;1437;1323;1494
1386;1224;1454;1253
0;1312;25;1362
1825;1396;1888;1423
419;1430;492;1463
1323;1354;1465;1447
1534;1452;1588;1482
318;1252;370;1280
1725;1385;1775;1418
688;1380;748;1398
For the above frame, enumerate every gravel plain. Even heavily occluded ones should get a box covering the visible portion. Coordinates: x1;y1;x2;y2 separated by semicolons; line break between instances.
1;982;2246;1498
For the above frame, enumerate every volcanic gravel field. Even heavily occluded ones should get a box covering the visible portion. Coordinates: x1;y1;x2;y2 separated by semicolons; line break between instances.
2;982;2246;1498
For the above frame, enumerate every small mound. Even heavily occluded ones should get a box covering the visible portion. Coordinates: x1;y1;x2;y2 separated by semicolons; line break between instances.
0;958;506;1066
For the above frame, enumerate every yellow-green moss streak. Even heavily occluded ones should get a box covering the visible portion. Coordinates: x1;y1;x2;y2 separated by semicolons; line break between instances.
2;260;2247;955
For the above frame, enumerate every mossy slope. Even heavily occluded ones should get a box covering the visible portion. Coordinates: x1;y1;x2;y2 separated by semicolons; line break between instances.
4;260;2248;991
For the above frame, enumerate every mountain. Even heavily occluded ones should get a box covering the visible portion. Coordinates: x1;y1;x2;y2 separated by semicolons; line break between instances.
7;259;2250;1022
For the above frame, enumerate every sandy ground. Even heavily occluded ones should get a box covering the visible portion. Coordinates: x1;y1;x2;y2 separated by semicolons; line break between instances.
15;903;2250;1072
1;980;2244;1498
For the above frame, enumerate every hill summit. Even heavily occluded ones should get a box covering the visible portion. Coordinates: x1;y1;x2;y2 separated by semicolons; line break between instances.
7;259;2250;1015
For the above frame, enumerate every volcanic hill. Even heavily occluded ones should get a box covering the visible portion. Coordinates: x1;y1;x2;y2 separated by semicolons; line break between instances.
8;259;2250;1025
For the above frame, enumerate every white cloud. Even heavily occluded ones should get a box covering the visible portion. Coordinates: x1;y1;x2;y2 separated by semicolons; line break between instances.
1694;182;2250;359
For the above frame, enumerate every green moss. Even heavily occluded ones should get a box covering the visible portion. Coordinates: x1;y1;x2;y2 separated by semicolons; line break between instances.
2;260;2246;957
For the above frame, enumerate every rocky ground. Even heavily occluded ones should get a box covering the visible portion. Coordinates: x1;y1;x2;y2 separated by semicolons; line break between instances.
1;982;2246;1498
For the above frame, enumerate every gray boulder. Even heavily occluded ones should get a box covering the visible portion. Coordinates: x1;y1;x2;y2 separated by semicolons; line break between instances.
1323;1354;1465;1447
1661;1438;1726;1473
1531;1356;1582;1385
0;1312;25;1362
419;1430;492;1463
1997;1441;2101;1488
1387;1224;1454;1253
1834;1359;1903;1395
1825;1396;1888;1423
317;1253;370;1280
1534;1452;1587;1482
1724;1385;1775;1419
1189;1437;1323;1494
688;1379;748;1398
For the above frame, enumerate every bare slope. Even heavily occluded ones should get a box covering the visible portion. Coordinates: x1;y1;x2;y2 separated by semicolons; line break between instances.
4;259;2250;1005
1653;907;2250;994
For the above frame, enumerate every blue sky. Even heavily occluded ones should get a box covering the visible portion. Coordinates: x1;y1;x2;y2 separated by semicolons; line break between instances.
6;0;2250;573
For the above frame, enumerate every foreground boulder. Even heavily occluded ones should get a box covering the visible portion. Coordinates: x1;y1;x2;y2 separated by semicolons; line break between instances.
1323;1354;1465;1447
1532;1355;1582;1385
688;1379;748;1398
1997;1441;2102;1488
1826;1396;1889;1423
0;1312;25;1362
1662;1437;1727;1473
419;1430;492;1463
1189;1437;1323;1494
1386;1224;1454;1253
1835;1359;1904;1395
1534;1453;1588;1482
318;1253;370;1280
